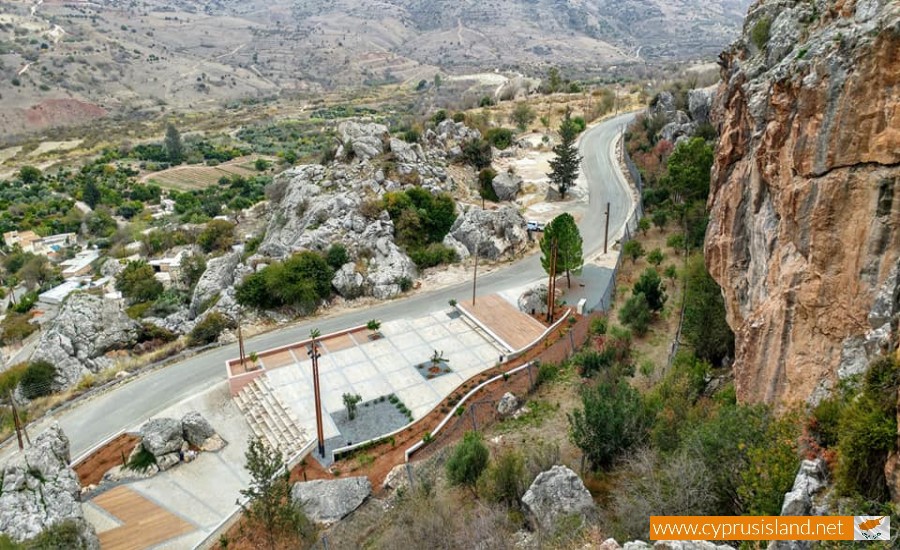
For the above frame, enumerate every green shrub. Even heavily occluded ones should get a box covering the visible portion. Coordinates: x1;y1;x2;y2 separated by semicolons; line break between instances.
590;316;608;335
0;363;28;397
236;251;334;311
682;254;734;365
632;268;667;311
188;312;235;346
126;301;153;320
482;448;526;506
22;519;91;549
446;431;489;494
619;293;652;336
478;168;499;202
647;248;664;267
751;17;772;50
651;210;668;231
116;260;163;304
666;234;685;252
536;362;560;386
569;380;647;469
623;240;644;263
325;243;349;270
197;219;236;253
127;445;157;472
408;243;458;269
485;128;514;150
20;360;58;399
461;139;493;170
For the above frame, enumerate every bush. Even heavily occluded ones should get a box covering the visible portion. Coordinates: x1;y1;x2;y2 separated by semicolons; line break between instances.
20;360;58;399
236;251;334;311
569;380;647;470
623;240;644;263
446;431;490;494
666;233;685;252
478;168;499;202
751;17;772;50
590;316;608;335
408;243;458;269
325;243;349;270
619;293;652;336
127;445;157;472
188;312;235;346
0;363;28;397
647;248;664;266
461;139;493;170
116;260;163;304
536;362;560;386
482;448;526;506
485;128;514;150
197;219;235;253
633;268;667;311
682;255;734;365
651;210;668;231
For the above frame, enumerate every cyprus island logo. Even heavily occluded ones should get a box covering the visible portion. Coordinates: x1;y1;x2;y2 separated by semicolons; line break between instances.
854;516;889;541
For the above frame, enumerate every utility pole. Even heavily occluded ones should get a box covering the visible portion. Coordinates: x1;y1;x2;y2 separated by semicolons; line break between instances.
9;391;23;451
604;202;611;254
308;329;325;458
237;314;246;370
472;238;479;306
546;239;558;324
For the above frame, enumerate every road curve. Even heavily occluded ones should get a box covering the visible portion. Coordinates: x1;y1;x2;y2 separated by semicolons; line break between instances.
47;112;638;457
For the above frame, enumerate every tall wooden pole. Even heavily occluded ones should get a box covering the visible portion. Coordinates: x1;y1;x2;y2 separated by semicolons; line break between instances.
472;238;479;306
604;202;611;254
309;333;325;458
546;239;558;323
237;322;246;370
9;391;23;451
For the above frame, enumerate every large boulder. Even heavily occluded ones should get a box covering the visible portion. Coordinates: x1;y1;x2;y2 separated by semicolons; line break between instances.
0;424;99;547
492;172;523;202
521;465;595;532
518;284;548;315
140;418;185;457
497;392;519;417
338;121;388;161
181;411;216;447
687;88;715;126
292;477;372;524
189;251;242;317
444;206;528;261
31;293;140;391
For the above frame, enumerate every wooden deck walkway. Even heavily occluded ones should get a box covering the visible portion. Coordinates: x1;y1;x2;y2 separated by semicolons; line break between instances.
91;486;195;549
459;295;547;351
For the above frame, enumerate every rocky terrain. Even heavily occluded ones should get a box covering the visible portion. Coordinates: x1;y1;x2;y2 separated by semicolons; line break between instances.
0;424;99;547
705;0;900;405
30;293;140;391
649;87;717;144
0;0;750;138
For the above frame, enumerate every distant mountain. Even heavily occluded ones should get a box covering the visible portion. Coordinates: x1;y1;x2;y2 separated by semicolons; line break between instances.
0;0;750;137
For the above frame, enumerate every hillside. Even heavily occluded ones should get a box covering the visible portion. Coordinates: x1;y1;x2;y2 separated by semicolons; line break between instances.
0;0;749;139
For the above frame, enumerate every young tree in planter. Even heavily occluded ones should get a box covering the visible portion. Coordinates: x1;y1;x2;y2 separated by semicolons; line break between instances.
540;213;584;288
343;393;363;420
547;108;582;199
366;319;382;339
240;438;315;550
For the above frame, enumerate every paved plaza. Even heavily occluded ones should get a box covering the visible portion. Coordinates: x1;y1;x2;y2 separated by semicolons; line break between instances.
264;308;508;444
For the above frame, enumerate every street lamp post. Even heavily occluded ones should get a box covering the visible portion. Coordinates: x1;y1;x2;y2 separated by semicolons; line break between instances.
308;329;326;458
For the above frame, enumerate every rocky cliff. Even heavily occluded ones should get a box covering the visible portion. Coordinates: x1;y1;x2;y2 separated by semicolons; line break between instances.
706;0;900;405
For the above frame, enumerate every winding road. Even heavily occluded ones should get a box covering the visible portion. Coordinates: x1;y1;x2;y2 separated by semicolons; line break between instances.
37;112;637;458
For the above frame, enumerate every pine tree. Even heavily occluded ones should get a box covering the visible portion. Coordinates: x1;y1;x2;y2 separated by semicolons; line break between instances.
540;213;584;288
164;123;184;165
547;108;582;199
82;179;100;209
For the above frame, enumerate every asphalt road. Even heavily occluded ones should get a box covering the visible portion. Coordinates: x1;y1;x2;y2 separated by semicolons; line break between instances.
48;112;637;457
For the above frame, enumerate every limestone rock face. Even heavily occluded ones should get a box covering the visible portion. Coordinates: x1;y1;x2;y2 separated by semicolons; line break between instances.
444;206;528;261
189;251;241;317
521;465;595;532
779;459;827;516
706;0;900;405
0;424;99;547
292;476;372;524
31;293;140;391
338;121;388;161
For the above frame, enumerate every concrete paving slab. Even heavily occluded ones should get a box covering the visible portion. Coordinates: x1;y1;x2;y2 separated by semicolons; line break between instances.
342;362;379;385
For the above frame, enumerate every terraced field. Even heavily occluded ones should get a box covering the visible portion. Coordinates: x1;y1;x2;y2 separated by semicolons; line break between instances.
142;157;268;190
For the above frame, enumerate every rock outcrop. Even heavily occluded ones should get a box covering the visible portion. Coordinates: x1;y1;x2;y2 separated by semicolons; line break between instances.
189;251;242;317
140;418;184;457
706;0;900;405
521;465;595;532
0;424;99;547
649;87;716;144
497;392;520;417
443;206;529;261
292;476;372;524
134;412;225;474
492;172;523;201
779;459;827;516
31;293;140;391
